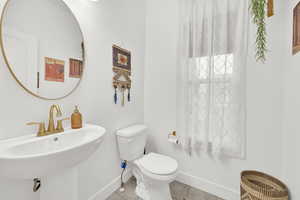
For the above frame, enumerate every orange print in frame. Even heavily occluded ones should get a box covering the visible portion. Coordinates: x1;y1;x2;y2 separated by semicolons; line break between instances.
69;58;83;78
45;57;65;82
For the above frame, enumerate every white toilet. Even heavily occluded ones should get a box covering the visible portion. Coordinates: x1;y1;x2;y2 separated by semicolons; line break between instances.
116;125;178;200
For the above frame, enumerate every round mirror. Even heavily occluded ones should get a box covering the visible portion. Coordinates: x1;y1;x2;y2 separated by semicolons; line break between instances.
0;0;84;100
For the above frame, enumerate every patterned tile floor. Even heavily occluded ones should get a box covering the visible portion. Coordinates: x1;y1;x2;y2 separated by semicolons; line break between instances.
107;177;223;200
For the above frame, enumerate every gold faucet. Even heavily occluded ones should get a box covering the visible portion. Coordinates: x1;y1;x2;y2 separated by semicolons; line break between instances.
27;104;70;137
27;122;47;137
47;104;62;134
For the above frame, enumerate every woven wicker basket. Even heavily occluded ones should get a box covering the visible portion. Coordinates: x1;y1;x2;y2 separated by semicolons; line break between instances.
241;171;289;200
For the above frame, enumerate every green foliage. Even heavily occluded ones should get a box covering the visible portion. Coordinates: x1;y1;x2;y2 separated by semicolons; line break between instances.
250;0;267;62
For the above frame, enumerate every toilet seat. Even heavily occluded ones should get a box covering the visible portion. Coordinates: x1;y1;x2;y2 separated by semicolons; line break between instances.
136;153;178;176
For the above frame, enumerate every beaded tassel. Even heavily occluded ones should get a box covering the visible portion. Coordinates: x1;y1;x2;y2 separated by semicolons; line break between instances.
114;86;117;104
121;87;125;106
127;88;131;102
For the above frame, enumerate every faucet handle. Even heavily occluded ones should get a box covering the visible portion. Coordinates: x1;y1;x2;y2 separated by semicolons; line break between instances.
56;117;70;133
27;122;46;137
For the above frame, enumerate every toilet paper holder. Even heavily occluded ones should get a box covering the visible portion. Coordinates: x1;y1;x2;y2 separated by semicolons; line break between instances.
168;131;179;144
168;131;177;137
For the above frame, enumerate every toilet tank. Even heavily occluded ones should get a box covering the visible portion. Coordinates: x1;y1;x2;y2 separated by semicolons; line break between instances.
116;125;148;161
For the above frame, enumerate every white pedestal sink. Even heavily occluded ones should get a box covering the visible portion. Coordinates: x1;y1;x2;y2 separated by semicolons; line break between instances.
0;124;106;179
0;124;106;200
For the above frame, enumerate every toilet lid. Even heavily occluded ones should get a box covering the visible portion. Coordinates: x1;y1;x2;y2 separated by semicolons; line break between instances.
138;153;178;175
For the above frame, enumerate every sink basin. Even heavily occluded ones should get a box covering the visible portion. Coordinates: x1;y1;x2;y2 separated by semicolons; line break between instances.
0;124;106;179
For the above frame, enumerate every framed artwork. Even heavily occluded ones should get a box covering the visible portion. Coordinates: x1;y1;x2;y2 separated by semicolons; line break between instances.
69;58;83;78
267;0;274;17
113;45;131;71
293;2;300;55
45;57;65;82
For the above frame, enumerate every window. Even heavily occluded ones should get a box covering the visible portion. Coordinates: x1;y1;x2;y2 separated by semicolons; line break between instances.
188;54;234;143
194;54;233;81
178;0;247;157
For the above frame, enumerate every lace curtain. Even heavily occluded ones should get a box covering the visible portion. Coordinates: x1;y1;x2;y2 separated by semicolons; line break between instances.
177;0;248;158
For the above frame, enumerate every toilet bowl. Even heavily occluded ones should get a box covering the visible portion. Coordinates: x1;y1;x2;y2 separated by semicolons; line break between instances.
133;153;178;200
115;125;179;200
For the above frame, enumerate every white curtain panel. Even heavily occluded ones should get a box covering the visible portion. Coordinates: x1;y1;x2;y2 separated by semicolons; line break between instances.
177;0;249;158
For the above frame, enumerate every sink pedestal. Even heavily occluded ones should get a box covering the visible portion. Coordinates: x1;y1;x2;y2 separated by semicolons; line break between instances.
40;168;78;200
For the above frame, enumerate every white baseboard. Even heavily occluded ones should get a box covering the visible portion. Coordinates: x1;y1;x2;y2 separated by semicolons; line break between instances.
88;170;132;200
88;170;238;200
176;171;239;200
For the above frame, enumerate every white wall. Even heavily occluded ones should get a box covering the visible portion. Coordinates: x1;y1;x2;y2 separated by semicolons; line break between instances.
0;0;145;199
282;1;300;199
0;0;297;199
144;0;286;199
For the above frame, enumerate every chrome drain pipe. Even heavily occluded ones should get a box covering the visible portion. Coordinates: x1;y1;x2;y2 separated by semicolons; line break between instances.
33;178;41;192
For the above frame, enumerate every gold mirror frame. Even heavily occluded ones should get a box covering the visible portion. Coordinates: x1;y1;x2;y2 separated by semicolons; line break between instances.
0;0;85;100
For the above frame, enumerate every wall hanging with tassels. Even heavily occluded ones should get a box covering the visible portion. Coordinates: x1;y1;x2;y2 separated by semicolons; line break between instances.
112;45;132;106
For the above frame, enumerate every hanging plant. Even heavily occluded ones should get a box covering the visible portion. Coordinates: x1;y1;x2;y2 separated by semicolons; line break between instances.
250;0;267;62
